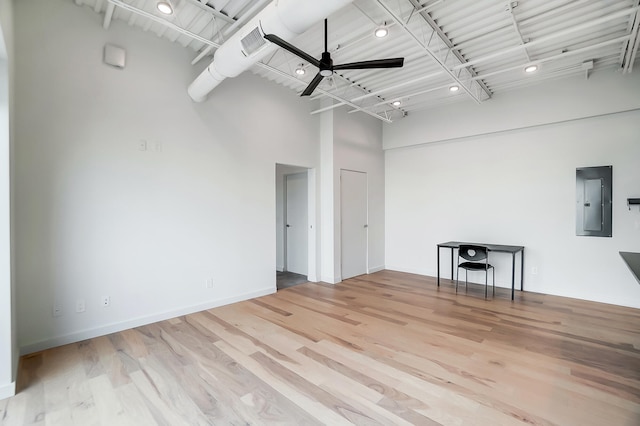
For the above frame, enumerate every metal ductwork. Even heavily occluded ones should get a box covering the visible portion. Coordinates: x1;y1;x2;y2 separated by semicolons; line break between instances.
188;0;353;102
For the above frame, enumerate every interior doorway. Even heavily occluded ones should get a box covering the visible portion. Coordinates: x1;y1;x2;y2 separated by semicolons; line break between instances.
275;164;315;290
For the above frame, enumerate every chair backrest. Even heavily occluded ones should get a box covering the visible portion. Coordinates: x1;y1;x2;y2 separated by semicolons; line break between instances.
458;245;488;262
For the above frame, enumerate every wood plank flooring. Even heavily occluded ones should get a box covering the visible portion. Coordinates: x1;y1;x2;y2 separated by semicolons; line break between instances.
2;270;640;425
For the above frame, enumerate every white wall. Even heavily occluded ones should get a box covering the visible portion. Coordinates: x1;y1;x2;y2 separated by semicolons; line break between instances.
318;103;386;282
384;72;640;308
13;0;322;353
334;107;385;274
384;71;640;149
0;0;16;400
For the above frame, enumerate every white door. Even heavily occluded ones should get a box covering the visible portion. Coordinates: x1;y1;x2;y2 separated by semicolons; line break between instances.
285;172;308;275
341;170;367;279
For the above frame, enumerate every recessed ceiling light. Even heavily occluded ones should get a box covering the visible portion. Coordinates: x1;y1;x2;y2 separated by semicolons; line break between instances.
374;26;388;38
295;64;305;75
524;64;538;73
449;85;460;92
157;1;173;15
392;100;401;107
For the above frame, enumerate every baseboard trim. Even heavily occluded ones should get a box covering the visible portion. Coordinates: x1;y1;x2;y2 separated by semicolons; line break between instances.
368;265;385;274
385;265;430;276
0;381;16;401
320;274;341;284
20;287;275;355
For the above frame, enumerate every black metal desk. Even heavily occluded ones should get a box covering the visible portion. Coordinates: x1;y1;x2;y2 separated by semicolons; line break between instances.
437;241;525;300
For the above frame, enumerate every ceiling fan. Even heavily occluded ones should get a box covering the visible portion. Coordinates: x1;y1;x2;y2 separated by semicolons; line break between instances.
264;19;404;96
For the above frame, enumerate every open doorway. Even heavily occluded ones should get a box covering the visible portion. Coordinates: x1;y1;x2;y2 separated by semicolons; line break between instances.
276;164;315;290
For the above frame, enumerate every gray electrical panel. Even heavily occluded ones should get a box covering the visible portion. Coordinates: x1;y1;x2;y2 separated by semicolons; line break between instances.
576;166;612;237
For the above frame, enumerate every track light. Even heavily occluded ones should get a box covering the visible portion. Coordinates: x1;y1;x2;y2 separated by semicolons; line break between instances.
374;24;389;38
157;1;173;15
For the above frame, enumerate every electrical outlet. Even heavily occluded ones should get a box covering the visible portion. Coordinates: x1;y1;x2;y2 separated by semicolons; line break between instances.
206;278;214;289
53;302;62;317
76;299;86;313
531;267;538;275
102;296;110;307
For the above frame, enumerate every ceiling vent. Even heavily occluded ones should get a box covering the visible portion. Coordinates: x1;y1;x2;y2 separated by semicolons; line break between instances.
240;26;266;57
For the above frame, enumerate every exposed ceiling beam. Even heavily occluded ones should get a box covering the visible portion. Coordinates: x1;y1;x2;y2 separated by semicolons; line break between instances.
506;1;531;63
469;35;631;82
373;0;488;104
183;0;236;24
190;0;271;65
351;34;632;115
257;62;394;123
623;5;640;73
310;71;442;115
103;2;115;29
405;0;492;100
453;6;640;71
107;0;220;48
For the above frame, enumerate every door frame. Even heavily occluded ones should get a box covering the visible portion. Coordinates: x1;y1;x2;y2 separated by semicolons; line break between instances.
276;164;317;282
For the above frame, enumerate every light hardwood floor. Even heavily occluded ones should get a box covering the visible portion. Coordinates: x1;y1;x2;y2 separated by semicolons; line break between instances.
2;270;639;425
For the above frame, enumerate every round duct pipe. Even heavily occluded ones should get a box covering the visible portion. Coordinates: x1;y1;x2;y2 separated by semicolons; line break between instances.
188;0;353;102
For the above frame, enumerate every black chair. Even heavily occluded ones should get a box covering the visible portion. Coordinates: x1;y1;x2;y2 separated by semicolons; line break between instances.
456;244;495;298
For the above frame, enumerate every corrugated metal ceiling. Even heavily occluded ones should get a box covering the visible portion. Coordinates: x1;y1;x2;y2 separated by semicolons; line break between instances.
74;0;640;122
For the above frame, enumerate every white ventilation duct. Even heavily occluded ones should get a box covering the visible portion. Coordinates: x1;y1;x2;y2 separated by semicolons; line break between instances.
188;0;353;102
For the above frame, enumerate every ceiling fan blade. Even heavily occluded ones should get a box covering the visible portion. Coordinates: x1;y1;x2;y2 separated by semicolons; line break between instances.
264;34;320;68
333;57;404;70
301;73;324;96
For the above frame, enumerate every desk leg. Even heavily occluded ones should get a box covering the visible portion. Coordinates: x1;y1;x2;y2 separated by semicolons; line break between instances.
511;253;516;301
437;246;440;287
520;248;524;291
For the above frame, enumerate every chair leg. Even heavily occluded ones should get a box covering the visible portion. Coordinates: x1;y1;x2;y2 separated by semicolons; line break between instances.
492;268;495;296
485;270;488;298
465;271;468;291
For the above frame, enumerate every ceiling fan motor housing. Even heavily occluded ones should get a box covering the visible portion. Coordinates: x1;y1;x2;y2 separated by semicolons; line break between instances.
319;52;333;76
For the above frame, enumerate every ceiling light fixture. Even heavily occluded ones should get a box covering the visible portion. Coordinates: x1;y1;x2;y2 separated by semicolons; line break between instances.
524;64;538;73
157;1;173;15
449;85;460;92
392;100;401;107
295;64;305;75
374;24;389;38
